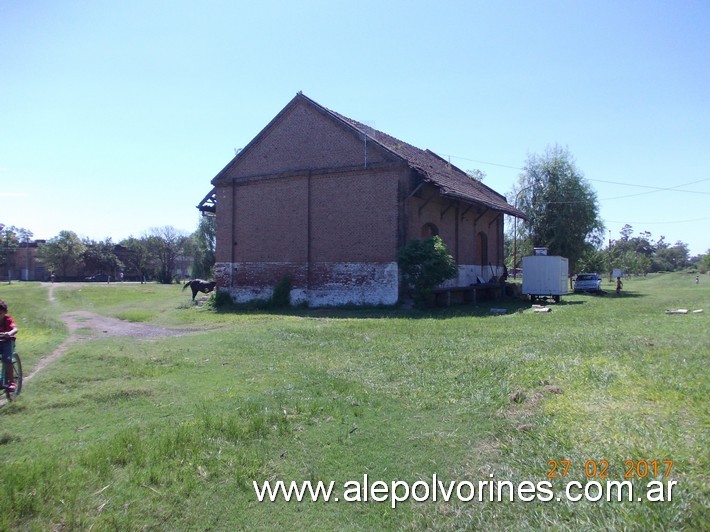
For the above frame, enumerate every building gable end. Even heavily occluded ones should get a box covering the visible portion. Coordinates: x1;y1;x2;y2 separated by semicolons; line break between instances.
212;94;402;184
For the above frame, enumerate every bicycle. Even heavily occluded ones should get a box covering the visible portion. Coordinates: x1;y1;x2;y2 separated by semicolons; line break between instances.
1;346;22;401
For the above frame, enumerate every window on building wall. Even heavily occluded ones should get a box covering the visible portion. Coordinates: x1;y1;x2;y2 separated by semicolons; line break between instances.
421;223;439;238
477;231;488;265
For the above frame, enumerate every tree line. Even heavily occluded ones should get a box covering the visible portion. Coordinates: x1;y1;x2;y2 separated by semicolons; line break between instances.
0;217;215;284
506;145;708;276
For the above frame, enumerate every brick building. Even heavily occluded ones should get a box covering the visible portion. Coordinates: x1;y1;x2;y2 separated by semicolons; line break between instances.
199;93;525;306
0;240;48;282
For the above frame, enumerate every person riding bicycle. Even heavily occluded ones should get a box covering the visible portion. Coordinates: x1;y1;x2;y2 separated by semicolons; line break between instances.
0;300;18;392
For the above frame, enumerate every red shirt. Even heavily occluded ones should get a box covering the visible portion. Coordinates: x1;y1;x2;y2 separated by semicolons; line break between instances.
0;315;16;342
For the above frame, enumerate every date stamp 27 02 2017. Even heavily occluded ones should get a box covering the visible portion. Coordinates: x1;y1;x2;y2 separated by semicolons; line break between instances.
547;459;674;480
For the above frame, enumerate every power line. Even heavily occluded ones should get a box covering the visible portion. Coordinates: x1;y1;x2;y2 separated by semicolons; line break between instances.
441;152;709;238
444;153;710;197
445;155;523;170
606;217;710;225
599;177;710;200
589;177;710;195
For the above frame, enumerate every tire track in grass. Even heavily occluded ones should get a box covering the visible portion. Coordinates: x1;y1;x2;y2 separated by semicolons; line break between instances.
23;283;201;384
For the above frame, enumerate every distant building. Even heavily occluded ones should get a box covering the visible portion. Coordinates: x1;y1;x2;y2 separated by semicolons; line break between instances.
0;240;47;281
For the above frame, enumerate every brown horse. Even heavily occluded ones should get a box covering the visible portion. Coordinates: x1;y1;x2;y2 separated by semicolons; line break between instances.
183;279;216;300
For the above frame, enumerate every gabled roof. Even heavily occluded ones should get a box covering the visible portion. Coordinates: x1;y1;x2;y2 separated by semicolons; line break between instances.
325;104;525;218
204;92;525;218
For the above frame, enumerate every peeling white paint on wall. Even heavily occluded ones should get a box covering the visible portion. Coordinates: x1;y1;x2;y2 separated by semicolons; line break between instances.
214;261;399;307
294;262;399;307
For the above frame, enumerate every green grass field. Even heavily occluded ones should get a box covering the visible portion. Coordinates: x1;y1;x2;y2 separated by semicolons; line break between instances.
0;274;707;530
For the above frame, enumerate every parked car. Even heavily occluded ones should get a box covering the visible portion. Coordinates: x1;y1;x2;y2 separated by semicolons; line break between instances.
574;273;602;293
85;274;111;282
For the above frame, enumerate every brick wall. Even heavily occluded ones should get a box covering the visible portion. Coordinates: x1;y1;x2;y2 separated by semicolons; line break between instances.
405;186;506;284
405;186;500;264
233;176;309;262
309;170;399;263
214;185;233;264
215;166;401;303
230;103;397;177
222;169;400;265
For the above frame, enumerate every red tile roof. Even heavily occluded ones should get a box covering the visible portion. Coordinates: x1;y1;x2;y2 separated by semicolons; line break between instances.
315;97;525;218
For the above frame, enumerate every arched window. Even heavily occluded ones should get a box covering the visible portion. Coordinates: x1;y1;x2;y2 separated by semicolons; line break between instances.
477;231;488;265
421;223;439;238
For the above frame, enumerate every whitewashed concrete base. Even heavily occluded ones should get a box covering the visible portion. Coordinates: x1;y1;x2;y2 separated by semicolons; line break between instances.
215;261;399;307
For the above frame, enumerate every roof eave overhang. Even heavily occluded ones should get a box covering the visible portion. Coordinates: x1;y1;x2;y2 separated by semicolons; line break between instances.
197;187;216;214
414;169;527;220
439;189;528;219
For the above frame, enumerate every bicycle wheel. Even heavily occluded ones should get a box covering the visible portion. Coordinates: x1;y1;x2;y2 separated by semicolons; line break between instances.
4;352;22;401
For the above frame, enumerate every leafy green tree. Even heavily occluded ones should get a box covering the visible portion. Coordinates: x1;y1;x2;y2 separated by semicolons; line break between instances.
190;215;216;279
0;225;21;280
653;241;690;272
608;226;691;275
120;236;157;282
37;230;86;278
397;236;458;306
466;169;486;181
618;223;634;242
516;145;604;274
82;238;123;278
618;249;651;276
701;250;710;273
576;246;606;275
147;226;189;284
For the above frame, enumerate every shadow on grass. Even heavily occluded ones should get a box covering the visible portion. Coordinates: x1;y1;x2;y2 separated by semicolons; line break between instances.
209;297;579;320
207;285;647;320
573;290;647;299
603;291;646;299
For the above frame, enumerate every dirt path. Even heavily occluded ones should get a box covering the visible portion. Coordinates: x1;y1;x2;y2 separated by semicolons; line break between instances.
23;284;200;383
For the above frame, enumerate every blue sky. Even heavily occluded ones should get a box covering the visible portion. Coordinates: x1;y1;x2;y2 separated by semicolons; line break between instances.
2;0;708;255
